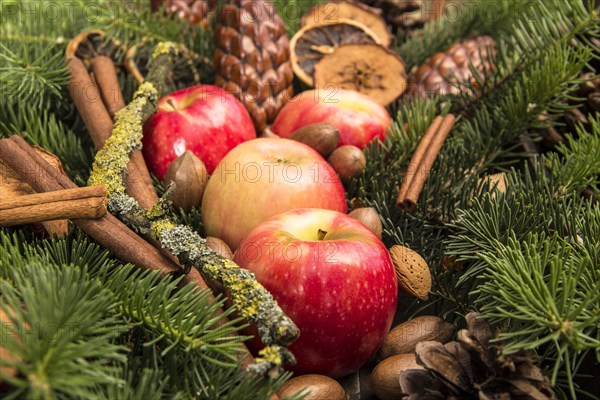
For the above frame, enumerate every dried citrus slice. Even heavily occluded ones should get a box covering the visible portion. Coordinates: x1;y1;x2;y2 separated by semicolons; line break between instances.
301;1;391;47
290;19;381;87
313;43;407;106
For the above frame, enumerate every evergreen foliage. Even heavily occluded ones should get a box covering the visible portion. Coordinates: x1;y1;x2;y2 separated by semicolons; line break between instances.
0;0;599;398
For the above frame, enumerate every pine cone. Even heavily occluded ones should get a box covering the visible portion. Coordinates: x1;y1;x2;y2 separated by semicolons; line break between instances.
399;312;556;400
151;0;217;25
213;0;294;133
408;36;496;98
358;0;446;34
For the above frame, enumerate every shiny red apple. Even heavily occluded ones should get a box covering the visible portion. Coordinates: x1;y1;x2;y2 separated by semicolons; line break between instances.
201;138;347;250
271;89;392;149
233;208;398;377
142;84;256;179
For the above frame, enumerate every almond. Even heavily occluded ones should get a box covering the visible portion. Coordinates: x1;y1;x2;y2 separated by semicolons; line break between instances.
327;145;366;180
290;123;340;157
277;374;345;400
377;316;454;361
370;354;423;400
389;245;431;300
163;151;209;211
349;207;382;238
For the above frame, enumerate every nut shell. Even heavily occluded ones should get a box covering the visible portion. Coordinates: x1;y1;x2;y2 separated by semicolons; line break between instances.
370;354;422;400
378;316;454;361
348;207;382;238
290;123;340;157
389;245;431;300
327;145;366;180
205;236;233;260
277;374;345;400
163;151;209;211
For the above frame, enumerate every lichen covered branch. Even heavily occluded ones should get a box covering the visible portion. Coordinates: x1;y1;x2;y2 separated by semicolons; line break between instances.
87;42;299;375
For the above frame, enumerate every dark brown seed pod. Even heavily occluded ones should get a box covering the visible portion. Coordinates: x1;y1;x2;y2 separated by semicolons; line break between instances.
290;123;340;157
377;316;454;361
327;145;367;180
370;354;423;400
348;207;382;238
163;151;208;211
277;374;345;400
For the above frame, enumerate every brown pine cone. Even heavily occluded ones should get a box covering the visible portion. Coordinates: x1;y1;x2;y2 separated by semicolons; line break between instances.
399;313;556;399
151;0;217;26
408;35;496;98
358;0;446;34
213;0;294;133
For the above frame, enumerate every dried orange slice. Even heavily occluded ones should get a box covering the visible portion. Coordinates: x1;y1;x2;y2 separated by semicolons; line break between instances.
313;43;407;106
301;1;391;47
290;19;381;87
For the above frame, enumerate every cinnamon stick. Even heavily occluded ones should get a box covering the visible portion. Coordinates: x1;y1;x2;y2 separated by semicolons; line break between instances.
69;56;158;210
397;114;457;211
0;186;107;227
0;135;255;368
69;57;114;148
91;55;125;118
397;116;443;201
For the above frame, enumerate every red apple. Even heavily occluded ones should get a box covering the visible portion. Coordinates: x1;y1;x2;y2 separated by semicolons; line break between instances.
271;89;392;149
142;84;256;179
233;208;398;377
201;138;347;250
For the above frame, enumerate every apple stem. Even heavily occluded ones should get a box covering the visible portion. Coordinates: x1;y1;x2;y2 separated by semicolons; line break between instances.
318;229;328;240
165;98;178;111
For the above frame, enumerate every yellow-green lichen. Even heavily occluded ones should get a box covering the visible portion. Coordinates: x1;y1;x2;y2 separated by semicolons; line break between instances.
254;345;283;366
150;220;176;240
88;81;157;198
152;42;178;59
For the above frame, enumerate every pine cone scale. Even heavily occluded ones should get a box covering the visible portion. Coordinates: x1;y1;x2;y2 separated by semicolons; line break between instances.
214;0;294;133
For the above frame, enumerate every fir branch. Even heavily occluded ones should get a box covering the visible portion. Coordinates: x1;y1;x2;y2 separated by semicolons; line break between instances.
0;42;70;110
474;233;600;397
0;102;94;182
0;230;295;399
0;262;128;400
547;114;600;195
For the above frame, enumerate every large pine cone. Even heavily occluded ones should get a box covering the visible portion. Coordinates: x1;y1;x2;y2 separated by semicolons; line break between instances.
399;313;556;399
151;0;217;25
213;0;294;133
358;0;446;34
409;35;496;98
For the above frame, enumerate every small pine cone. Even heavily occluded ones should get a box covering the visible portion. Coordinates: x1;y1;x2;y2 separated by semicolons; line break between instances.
151;0;217;25
409;36;497;98
358;0;446;34
213;0;294;133
399;312;556;400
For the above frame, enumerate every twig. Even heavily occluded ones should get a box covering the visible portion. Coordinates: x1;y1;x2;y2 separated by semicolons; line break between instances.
87;42;299;376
